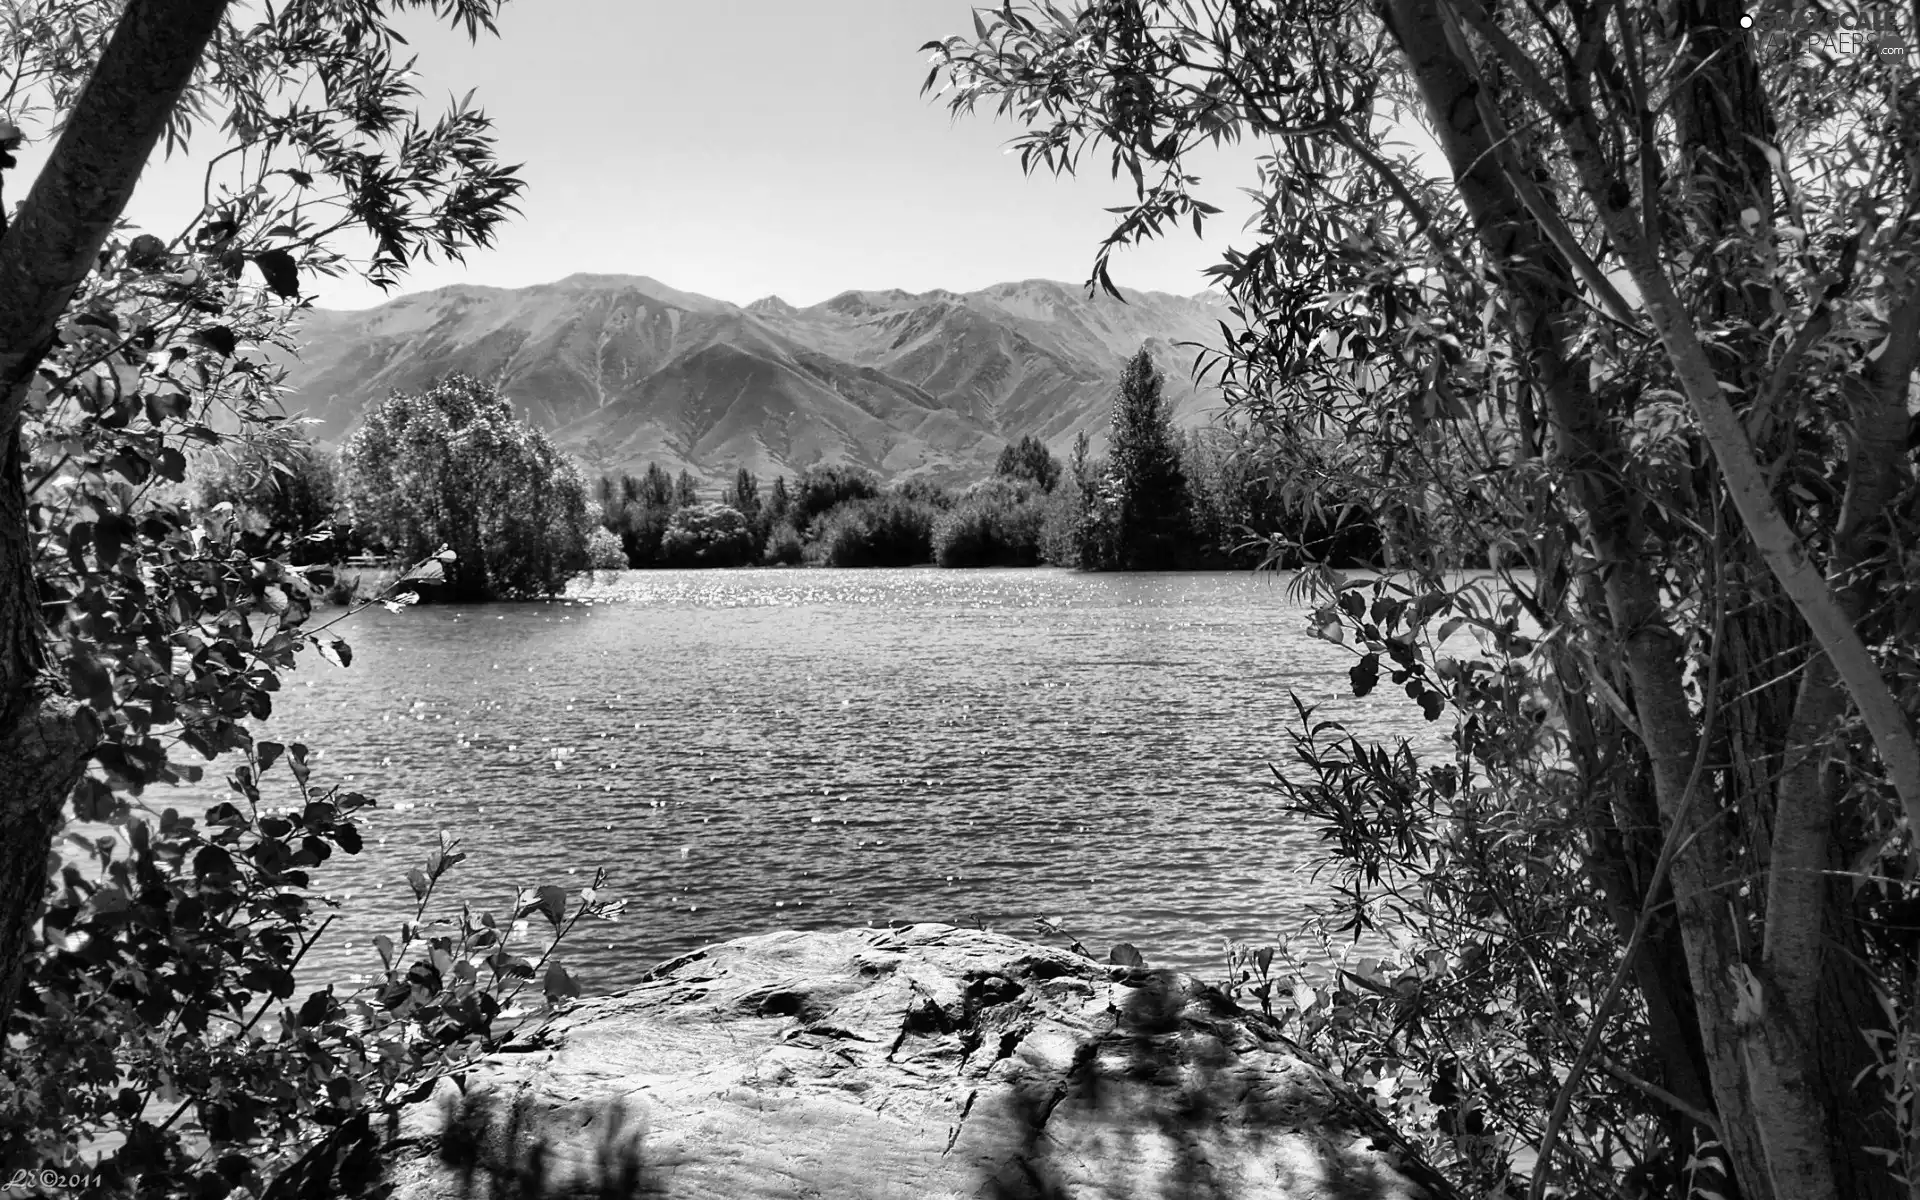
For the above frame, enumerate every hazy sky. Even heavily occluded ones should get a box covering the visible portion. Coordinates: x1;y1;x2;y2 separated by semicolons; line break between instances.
86;1;1277;310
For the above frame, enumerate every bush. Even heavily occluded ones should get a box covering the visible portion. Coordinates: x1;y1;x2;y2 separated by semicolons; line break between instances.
792;464;879;533
762;521;804;565
809;496;936;566
933;480;1045;567
586;526;628;569
659;502;756;567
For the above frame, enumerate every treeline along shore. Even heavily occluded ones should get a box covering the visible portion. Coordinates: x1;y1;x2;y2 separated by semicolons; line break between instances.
207;347;1431;605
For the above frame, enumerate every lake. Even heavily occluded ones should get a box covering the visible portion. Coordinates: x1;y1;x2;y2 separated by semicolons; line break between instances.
156;568;1455;992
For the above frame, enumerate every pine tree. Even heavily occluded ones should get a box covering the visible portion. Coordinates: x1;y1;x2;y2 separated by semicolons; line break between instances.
1103;347;1192;569
673;469;699;508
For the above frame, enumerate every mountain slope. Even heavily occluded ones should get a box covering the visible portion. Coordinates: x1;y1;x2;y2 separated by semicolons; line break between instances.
280;273;1231;485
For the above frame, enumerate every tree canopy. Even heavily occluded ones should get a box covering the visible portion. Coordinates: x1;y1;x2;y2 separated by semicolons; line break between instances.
930;2;1920;1198
339;374;591;601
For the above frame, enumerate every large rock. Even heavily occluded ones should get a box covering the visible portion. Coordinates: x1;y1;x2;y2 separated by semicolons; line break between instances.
387;924;1440;1200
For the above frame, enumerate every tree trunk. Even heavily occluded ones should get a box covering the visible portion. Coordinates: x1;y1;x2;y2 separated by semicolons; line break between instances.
1377;0;1774;1192
0;0;231;1053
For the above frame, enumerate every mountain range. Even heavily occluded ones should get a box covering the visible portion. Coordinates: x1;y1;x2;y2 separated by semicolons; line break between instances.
280;273;1236;486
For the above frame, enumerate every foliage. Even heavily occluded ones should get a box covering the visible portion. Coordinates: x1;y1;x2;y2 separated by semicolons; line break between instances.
659;502;756;568
196;433;340;566
0;1;556;1192
594;467;677;568
765;476;792;527
1036;483;1084;567
806;496;936;567
339;375;592;602
6;684;623;1196
993;434;1062;494
893;478;956;511
760;522;804;566
671;470;698;510
723;467;761;524
1081;349;1192;570
584;527;627;571
932;479;1046;567
929;2;1920;1198
790;465;879;535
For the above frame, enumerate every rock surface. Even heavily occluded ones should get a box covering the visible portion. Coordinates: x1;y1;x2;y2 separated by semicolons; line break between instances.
388;924;1436;1200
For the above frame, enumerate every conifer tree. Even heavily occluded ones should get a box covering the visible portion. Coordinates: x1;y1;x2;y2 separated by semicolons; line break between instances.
1103;347;1192;569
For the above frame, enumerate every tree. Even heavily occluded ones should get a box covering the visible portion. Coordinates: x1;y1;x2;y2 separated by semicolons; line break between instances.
0;0;526;1186
339;374;590;601
791;463;879;534
672;468;699;509
725;466;762;522
766;474;792;526
659;501;755;567
1097;348;1192;570
994;433;1062;493
930;4;1920;1198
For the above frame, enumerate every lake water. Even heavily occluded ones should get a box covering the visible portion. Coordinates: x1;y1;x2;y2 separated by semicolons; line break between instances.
154;568;1454;992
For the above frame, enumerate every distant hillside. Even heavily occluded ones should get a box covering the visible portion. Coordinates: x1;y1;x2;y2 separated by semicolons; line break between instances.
280;273;1234;486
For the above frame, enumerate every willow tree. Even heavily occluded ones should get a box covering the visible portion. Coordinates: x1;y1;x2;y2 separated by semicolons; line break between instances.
339;374;591;601
930;3;1920;1198
0;0;521;1061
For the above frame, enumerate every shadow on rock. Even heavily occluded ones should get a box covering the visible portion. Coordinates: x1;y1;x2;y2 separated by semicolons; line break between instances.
434;1090;662;1199
383;925;1440;1200
969;964;1417;1200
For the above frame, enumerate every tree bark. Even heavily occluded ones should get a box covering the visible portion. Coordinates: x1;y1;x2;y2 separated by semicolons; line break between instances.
0;0;231;1050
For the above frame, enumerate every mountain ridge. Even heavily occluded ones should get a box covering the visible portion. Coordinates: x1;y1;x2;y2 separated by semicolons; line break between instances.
279;273;1236;486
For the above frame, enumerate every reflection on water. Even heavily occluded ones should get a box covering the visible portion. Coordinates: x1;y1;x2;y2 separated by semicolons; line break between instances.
147;568;1455;989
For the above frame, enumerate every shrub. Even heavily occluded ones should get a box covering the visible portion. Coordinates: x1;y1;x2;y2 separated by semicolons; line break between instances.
933;480;1045;567
762;521;804;565
809;496;936;566
659;502;756;567
586;526;628;570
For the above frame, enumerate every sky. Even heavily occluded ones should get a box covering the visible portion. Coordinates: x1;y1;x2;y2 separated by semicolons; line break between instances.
66;0;1281;311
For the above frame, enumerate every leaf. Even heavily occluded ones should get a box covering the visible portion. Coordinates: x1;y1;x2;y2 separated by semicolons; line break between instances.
1349;653;1380;697
535;884;567;928
543;962;581;1002
407;868;430;900
314;636;352;668
191;326;238;357
1292;984;1317;1012
249;249;301;298
1108;942;1146;968
1255;946;1273;975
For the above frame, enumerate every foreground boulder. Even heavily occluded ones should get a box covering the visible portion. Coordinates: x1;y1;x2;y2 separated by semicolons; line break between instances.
387;924;1440;1200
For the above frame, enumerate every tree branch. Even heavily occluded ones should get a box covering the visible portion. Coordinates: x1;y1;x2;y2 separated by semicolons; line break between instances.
0;0;231;432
